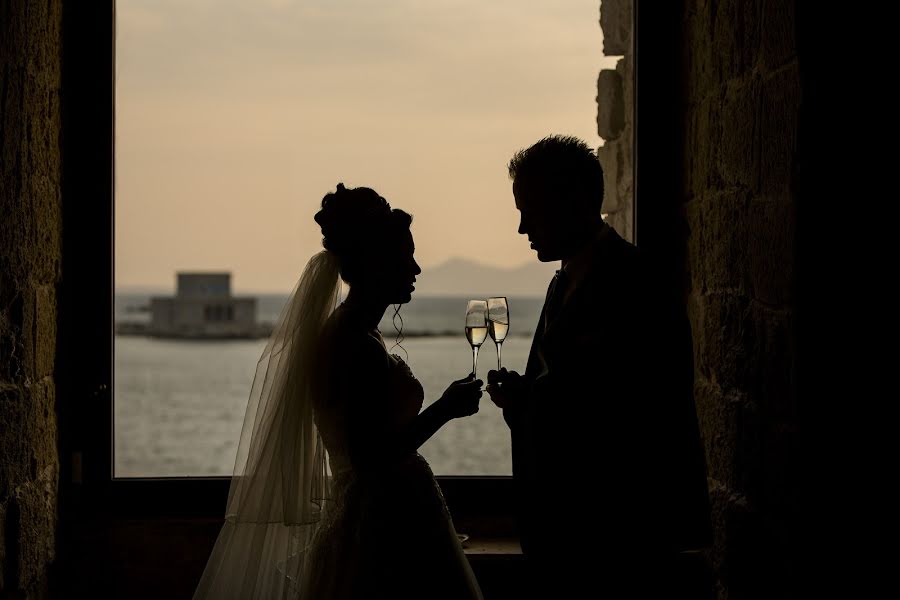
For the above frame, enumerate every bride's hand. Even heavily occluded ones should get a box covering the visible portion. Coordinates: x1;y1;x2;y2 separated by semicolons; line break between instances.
438;373;483;419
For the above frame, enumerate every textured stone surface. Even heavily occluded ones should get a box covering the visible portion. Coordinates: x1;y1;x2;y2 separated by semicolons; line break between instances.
596;25;633;242
718;78;761;191
617;56;633;122
599;0;632;55
759;65;801;195
760;0;797;70
1;386;27;499
686;192;752;296
596;69;625;141
596;130;633;241
32;287;57;380
0;500;7;591
10;467;57;590
684;94;722;197
748;199;795;306
681;1;799;597
711;0;761;84
597;138;624;214
0;0;63;596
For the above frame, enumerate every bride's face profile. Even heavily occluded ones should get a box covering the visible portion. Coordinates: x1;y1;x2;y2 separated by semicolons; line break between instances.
378;228;420;305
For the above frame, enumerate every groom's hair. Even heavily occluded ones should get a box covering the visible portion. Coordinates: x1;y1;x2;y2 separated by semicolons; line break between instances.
315;183;412;285
508;135;604;210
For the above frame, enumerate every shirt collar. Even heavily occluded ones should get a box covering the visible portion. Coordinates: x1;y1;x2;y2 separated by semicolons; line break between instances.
561;223;612;292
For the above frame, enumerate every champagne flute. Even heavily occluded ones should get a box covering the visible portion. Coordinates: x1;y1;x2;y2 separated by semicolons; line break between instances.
465;300;488;378
487;297;509;370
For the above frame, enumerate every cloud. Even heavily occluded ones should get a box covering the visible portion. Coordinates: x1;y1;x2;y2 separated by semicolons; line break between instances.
115;0;615;290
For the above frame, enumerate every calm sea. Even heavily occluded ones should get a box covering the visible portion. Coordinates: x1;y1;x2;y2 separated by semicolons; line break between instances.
114;294;544;477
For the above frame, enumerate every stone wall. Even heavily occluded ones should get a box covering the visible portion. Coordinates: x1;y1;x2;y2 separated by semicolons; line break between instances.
681;1;799;598
0;1;64;597
597;0;634;241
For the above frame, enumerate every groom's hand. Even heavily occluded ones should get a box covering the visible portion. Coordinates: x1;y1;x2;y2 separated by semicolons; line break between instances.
486;368;524;409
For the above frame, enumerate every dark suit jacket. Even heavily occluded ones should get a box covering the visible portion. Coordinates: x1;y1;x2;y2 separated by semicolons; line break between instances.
506;229;711;595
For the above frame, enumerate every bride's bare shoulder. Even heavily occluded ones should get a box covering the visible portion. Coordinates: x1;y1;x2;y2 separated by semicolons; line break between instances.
320;310;387;366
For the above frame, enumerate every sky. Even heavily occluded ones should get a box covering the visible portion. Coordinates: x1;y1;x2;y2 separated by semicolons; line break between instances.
115;0;617;292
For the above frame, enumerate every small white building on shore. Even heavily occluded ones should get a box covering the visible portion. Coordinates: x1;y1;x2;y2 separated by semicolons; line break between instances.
149;273;266;338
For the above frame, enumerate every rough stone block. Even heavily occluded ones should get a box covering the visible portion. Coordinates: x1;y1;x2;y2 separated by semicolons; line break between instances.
706;481;732;575
596;138;633;244
616;56;633;122
712;0;762;83
0;292;26;382
684;2;715;102
11;469;57;590
693;381;733;485
686;95;723;197
33;286;56;379
686;193;751;295
690;292;758;394
748;304;795;421
748;199;795;306
597;140;622;215
693;379;762;493
0;386;27;499
718;78;761;191
3;285;59;384
759;65;800;195
707;483;770;598
0;500;6;592
726;496;791;597
0;382;57;500
597;69;625;141
22;289;37;384
600;0;632;55
692;304;795;453
25;382;58;483
760;0;796;70
0;0;63;287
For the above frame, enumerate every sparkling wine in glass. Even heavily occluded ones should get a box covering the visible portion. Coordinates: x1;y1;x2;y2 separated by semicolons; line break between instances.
465;300;488;378
487;297;509;370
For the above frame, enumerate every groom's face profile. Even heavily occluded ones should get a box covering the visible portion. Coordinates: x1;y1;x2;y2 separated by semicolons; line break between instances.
514;177;579;262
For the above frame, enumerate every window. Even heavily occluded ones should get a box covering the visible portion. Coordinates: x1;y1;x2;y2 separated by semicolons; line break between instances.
60;2;646;540
62;6;694;596
112;0;629;480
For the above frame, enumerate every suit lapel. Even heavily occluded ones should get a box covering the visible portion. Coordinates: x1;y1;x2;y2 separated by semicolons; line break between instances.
524;292;549;380
541;275;598;362
540;230;622;363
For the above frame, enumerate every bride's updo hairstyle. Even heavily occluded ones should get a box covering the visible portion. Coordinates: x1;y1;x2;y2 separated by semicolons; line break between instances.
314;183;413;285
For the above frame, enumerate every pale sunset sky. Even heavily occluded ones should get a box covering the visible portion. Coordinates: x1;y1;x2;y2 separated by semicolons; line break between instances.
115;0;617;292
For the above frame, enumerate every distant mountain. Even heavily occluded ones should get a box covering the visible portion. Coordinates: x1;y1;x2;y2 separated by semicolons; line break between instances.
116;258;559;298
414;257;558;297
115;285;173;296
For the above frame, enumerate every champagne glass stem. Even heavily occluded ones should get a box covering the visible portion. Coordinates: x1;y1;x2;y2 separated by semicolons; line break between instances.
472;345;479;378
497;342;503;370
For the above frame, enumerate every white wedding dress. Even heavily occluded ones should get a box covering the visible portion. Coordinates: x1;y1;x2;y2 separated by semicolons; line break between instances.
302;311;482;599
194;251;482;600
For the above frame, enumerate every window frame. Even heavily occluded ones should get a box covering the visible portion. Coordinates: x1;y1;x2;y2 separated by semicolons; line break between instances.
61;0;672;532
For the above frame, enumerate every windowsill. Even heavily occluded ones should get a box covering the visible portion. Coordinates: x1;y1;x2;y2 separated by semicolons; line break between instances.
462;536;523;559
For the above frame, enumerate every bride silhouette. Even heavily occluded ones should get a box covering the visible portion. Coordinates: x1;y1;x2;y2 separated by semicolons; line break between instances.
194;184;484;599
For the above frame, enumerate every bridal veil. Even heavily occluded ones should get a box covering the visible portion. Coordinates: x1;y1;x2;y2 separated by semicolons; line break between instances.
194;250;341;599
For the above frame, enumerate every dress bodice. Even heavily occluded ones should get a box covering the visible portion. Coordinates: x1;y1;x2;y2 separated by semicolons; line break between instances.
313;315;424;476
384;352;425;429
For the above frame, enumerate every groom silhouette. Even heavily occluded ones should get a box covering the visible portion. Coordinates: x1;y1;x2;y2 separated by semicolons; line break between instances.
487;135;711;599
